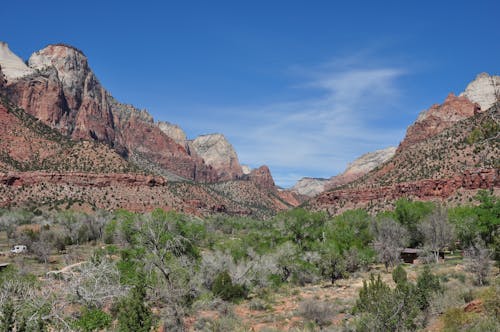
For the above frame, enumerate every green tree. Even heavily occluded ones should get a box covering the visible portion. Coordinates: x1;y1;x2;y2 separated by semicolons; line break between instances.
117;284;153;332
394;199;434;247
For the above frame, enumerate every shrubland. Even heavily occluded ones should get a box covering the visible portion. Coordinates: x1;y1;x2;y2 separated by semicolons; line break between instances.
0;190;497;331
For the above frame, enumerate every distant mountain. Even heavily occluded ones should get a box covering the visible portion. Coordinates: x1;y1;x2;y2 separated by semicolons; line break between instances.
308;74;500;214
291;147;396;197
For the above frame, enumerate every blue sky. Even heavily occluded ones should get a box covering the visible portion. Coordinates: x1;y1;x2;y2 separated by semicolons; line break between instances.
2;1;499;187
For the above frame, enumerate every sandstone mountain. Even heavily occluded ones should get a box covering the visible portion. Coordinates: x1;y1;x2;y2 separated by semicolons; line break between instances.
308;75;500;215
1;43;219;182
291;147;396;197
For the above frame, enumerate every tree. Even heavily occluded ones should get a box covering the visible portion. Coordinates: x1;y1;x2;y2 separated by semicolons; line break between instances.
318;244;347;285
117;284;153;332
280;208;326;249
372;218;408;270
394;199;434;247
31;230;53;264
464;238;492;286
419;206;454;263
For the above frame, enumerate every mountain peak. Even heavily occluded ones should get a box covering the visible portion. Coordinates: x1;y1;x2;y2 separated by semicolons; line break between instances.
0;42;34;80
460;72;500;111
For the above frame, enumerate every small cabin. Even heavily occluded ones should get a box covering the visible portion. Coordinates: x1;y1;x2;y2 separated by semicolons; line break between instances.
400;248;422;264
400;248;445;264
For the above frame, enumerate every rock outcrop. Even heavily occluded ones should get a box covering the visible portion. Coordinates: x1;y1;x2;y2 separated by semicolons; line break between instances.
189;134;243;180
398;93;480;150
311;169;499;215
0;171;167;188
249;165;275;190
291;177;329;197
327;147;397;189
0;42;34;80
460;73;500;111
158;121;187;146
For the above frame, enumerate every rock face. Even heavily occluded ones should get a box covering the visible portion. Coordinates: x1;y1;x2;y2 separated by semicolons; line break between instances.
291;178;328;197
291;147;396;197
189;134;243;180
158;121;187;146
460;73;500;111
398;93;480;150
311;169;499;215
241;165;252;175
249;165;275;190
0;43;218;182
327;147;397;188
0;42;34;80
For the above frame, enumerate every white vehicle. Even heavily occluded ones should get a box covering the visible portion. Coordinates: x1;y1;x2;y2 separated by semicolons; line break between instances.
10;245;27;254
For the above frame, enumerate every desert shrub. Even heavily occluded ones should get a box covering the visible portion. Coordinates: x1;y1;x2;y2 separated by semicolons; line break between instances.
116;284;153;332
248;298;271;311
73;308;112;332
441;307;474;331
211;271;247;301
298;300;332;328
461;289;474;303
392;264;407;285
354;267;441;332
482;280;500;320
415;265;442;310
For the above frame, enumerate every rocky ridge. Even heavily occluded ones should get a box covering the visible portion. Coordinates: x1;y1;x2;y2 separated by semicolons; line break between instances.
309;84;500;214
291;147;397;197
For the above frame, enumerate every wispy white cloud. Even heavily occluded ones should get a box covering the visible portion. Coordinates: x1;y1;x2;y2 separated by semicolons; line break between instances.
174;55;410;187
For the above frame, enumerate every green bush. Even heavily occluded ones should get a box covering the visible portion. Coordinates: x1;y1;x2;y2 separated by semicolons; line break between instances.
211;271;247;302
73;308;112;332
392;265;407;285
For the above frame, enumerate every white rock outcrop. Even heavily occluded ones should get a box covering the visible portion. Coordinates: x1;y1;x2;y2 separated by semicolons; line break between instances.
158;121;187;146
189;134;243;180
342;147;397;177
460;73;500;111
241;165;252;175
0;42;34;80
291;177;328;197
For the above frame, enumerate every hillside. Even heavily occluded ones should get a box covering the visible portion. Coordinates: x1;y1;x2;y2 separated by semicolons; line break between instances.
309;101;500;214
